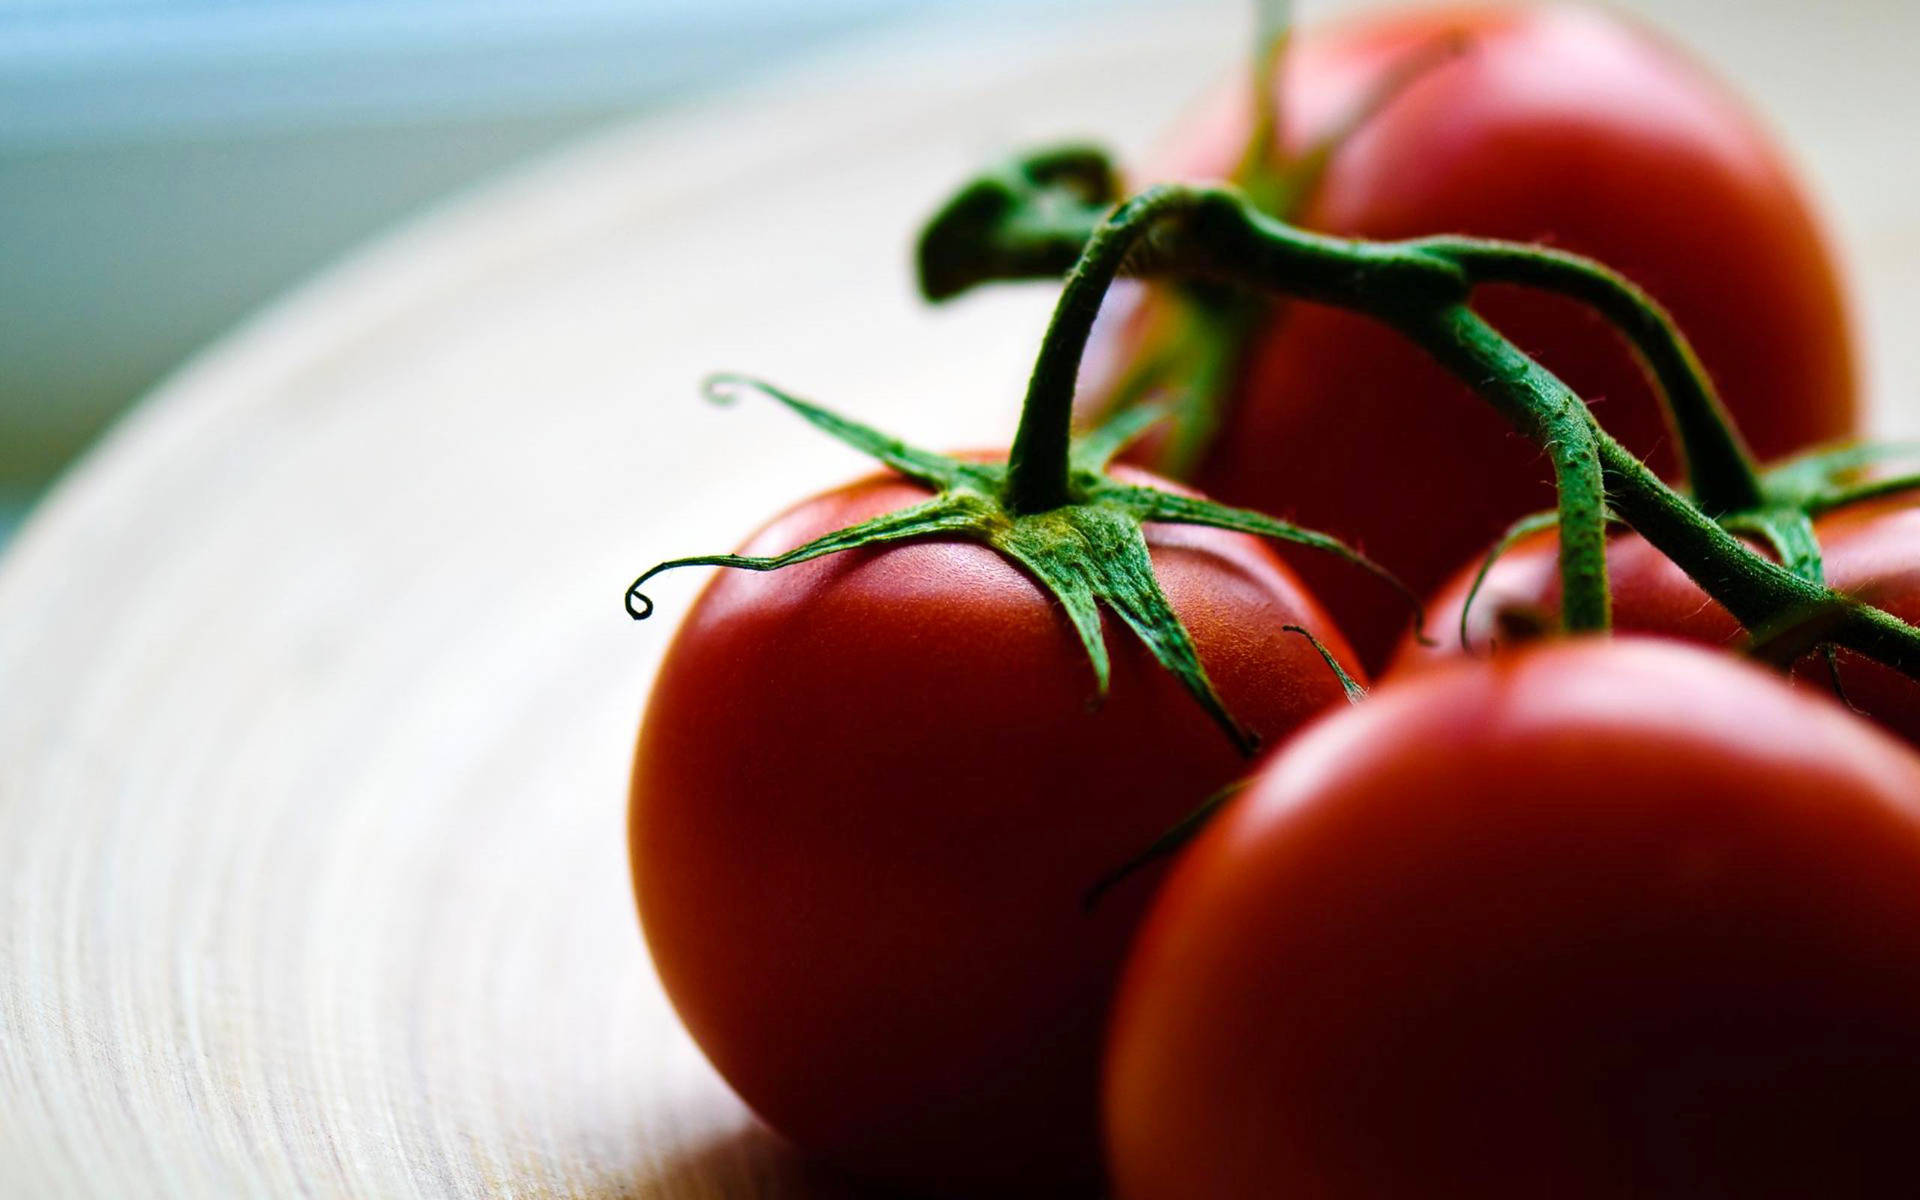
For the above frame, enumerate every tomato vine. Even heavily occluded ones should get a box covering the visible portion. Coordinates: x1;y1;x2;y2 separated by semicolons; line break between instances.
916;159;1920;684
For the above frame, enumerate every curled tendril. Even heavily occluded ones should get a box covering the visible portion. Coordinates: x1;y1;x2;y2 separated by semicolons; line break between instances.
625;493;991;624
625;581;656;620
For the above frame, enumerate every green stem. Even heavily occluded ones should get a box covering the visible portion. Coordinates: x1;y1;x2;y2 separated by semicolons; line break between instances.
1008;186;1198;514
1397;304;1611;632
1434;239;1764;514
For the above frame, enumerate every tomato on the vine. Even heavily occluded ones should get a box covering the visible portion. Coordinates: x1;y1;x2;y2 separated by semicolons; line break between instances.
1084;4;1857;666
1104;638;1920;1199
631;464;1360;1196
1404;492;1920;745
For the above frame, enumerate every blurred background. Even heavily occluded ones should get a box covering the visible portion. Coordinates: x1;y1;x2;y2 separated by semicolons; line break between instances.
4;0;1915;546
0;0;1145;544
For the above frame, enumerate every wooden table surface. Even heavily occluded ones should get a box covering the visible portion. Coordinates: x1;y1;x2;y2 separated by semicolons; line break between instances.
3;2;1916;1196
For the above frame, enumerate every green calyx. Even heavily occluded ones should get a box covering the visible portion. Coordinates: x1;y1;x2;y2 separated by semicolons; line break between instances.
627;376;1416;757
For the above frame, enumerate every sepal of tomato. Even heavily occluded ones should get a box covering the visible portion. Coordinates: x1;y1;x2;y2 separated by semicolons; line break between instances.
1105;638;1920;1199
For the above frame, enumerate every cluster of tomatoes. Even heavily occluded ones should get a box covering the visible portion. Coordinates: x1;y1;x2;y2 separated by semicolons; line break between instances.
628;6;1920;1198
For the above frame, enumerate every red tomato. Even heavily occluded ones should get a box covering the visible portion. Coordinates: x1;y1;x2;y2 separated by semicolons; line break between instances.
1086;5;1857;667
630;466;1360;1196
1402;493;1920;746
1105;639;1920;1199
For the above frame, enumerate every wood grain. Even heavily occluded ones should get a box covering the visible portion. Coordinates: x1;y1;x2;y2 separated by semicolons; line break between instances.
2;2;1915;1196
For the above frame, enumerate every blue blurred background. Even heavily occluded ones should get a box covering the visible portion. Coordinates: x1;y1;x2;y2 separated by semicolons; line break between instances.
1;0;1127;542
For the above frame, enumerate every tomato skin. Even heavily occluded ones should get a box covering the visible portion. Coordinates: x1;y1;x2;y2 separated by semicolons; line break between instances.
1104;639;1920;1200
1089;5;1857;667
1402;494;1920;745
630;466;1360;1196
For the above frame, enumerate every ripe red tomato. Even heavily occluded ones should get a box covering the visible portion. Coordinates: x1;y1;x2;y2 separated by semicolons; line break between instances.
1086;5;1857;667
1104;639;1920;1199
630;466;1360;1196
1402;493;1920;746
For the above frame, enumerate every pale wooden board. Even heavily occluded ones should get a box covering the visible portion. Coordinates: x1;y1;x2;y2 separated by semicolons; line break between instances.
2;3;1916;1197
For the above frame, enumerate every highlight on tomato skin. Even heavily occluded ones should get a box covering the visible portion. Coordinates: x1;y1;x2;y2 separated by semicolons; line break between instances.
1103;638;1920;1200
629;465;1364;1198
1080;3;1859;668
1400;493;1920;747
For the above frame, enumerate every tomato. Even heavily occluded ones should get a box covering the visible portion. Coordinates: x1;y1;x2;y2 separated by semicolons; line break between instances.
1085;4;1857;667
1402;493;1920;746
630;465;1360;1196
1104;638;1920;1199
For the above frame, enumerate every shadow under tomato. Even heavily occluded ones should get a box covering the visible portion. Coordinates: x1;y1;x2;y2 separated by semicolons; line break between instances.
601;1123;906;1200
